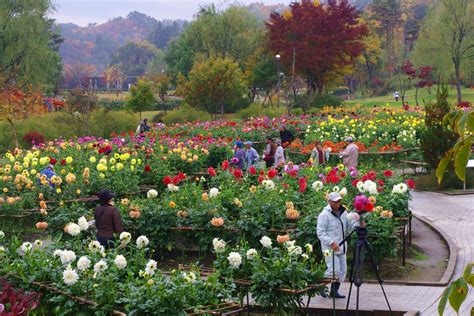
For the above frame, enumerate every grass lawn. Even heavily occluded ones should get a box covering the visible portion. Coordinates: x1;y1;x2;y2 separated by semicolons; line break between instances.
95;91;130;101
345;87;474;108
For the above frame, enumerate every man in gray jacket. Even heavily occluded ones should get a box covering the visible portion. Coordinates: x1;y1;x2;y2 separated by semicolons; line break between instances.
317;192;362;298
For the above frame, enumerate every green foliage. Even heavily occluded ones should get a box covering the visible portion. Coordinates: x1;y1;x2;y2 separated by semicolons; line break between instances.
420;86;457;169
161;104;210;125
437;110;474;183
0;0;62;88
110;41;158;77
206;145;232;168
294;94;343;110
212;242;325;312
147;20;188;49
0;110;138;152
247;53;278;95
439;263;473;315
236;103;286;119
88;109;138;137
177;58;248;116
413;0;474;102
126;80;156;118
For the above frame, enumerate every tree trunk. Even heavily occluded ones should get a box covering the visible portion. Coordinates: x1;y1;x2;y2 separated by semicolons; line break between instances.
7;118;19;149
415;86;419;106
454;59;462;103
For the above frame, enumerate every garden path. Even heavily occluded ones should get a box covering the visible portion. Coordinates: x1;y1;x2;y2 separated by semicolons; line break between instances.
309;191;474;315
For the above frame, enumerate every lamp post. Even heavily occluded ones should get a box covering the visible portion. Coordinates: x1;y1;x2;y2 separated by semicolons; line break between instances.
275;54;281;108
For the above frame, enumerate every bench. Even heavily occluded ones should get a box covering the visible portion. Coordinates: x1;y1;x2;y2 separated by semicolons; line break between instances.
400;160;430;174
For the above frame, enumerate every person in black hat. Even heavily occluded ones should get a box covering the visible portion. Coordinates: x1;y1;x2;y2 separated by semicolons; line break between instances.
279;124;294;149
94;189;124;249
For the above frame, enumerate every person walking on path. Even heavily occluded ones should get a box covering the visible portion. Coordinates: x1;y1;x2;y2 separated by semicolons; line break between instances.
393;91;400;102
340;136;359;169
317;192;363;299
244;141;259;169
263;136;276;168
231;141;246;170
94;189;124;249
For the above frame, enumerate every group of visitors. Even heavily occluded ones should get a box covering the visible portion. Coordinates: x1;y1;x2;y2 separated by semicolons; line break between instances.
230;140;260;170
83;120;360;300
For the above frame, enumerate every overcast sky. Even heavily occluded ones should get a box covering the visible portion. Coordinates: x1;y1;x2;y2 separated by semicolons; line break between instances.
51;0;286;26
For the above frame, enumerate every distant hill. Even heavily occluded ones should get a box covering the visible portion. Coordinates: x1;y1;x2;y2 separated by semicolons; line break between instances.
57;11;187;73
56;1;430;76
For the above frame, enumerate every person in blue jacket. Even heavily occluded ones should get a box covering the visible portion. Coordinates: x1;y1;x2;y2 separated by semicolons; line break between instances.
231;141;246;170
39;164;56;187
244;141;259;169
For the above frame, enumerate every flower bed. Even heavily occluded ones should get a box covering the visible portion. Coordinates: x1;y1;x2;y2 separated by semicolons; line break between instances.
25;162;412;265
0;233;234;315
0;107;424;210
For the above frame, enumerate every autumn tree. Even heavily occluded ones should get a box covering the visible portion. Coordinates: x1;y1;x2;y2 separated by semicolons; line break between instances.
176;58;247;118
0;86;43;148
396;60;433;106
63;63;97;90
146;74;171;112
413;0;474;103
267;0;368;95
103;65;124;90
348;18;383;95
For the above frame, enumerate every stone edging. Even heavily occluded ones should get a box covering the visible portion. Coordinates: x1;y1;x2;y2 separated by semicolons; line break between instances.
363;213;457;287
412;214;457;286
414;189;474;196
436;189;474;196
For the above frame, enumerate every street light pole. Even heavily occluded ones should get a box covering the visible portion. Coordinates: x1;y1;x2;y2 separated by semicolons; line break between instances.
276;54;281;108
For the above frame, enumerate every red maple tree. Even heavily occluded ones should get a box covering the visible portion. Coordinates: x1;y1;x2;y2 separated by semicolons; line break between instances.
266;0;368;93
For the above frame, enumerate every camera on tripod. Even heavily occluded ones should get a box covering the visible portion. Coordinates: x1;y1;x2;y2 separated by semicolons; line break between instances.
354;226;368;239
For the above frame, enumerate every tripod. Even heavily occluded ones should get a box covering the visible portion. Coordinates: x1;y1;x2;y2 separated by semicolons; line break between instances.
341;227;392;316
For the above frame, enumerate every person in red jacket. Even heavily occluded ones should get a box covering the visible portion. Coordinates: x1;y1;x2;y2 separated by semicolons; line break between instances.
94;189;124;249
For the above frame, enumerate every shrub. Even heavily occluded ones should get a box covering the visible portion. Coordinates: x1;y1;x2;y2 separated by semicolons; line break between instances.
236;103;286;119
0;110;139;152
162;104;211;124
152;113;165;123
99;100;127;110
22;131;45;146
89;109;138;137
420;85;456;168
293;94;343;110
206;145;231;168
291;108;304;115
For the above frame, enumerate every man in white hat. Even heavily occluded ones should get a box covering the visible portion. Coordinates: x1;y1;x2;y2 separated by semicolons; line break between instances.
340;136;359;169
317;192;362;298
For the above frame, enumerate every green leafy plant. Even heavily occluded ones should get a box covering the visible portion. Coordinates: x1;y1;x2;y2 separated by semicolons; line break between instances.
438;263;474;315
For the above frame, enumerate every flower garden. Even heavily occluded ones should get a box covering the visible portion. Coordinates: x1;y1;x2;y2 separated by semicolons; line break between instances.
0;107;420;314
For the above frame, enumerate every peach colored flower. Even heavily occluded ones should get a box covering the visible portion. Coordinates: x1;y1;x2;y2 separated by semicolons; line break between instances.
210;217;224;227
36;222;48;229
276;234;291;244
286;208;300;220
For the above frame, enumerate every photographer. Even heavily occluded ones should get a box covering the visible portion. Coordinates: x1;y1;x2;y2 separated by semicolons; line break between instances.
317;192;364;298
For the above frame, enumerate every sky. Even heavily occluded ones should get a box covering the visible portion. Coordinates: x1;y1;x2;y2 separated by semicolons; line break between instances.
51;0;285;26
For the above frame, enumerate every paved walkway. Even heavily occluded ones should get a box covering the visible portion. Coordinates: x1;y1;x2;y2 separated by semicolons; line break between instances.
309;191;474;315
